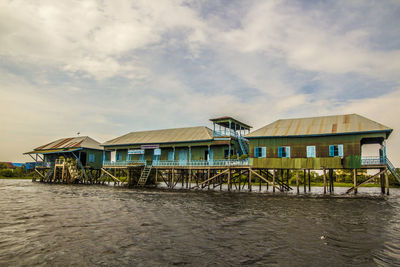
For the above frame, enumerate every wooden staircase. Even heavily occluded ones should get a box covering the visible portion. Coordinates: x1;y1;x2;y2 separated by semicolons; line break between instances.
137;165;152;186
67;162;80;183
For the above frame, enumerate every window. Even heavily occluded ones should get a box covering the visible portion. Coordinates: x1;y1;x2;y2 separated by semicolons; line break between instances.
89;153;95;163
254;147;266;158
168;151;174;161
278;146;290;158
116;151;122;161
329;144;343;157
306;146;316;158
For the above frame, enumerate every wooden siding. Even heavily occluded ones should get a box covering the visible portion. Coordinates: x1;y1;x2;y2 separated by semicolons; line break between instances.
249;132;385;169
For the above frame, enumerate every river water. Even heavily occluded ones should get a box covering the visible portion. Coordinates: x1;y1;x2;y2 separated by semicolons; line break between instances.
1;180;400;266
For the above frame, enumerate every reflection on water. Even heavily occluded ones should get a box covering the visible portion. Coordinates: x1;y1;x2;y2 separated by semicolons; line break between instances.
1;180;400;266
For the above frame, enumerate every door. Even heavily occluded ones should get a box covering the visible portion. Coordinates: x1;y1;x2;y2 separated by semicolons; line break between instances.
179;149;187;165
110;151;116;162
80;152;87;166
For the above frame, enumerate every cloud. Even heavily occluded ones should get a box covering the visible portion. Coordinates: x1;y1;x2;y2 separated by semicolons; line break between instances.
0;0;399;166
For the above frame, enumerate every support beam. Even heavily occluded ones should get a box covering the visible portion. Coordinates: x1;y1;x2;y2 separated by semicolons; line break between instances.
249;169;280;191
347;169;386;194
323;168;327;194
101;168;122;183
296;171;299;194
193;169;229;188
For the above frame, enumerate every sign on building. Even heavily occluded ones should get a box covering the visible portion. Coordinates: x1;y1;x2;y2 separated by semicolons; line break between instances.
128;149;144;154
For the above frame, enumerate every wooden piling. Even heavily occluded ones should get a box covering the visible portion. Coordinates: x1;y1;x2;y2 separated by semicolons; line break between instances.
249;168;252;192
353;169;357;194
323;168;327;194
296;171;299;194
385;170;389;195
273;169;276;193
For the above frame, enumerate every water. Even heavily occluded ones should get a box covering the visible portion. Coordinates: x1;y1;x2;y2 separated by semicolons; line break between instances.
1;180;400;266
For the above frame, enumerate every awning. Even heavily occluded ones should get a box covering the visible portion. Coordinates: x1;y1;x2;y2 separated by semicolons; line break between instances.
24;148;82;155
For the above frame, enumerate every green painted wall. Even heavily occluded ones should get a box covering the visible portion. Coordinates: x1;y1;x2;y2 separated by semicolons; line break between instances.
111;144;236;162
248;132;386;169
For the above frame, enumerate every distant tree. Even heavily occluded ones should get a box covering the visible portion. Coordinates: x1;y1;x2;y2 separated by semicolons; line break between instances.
0;169;13;177
0;163;8;169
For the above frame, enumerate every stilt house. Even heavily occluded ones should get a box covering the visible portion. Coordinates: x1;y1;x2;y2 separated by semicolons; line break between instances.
246;114;394;170
102;117;251;167
24;136;104;169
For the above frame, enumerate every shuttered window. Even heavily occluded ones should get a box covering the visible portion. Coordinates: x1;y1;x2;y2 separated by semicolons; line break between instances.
306;146;316;158
329;144;344;157
254;147;266;158
278;147;291;158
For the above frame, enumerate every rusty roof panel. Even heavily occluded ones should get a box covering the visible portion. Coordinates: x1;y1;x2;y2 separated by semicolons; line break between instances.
246;114;392;138
32;136;103;151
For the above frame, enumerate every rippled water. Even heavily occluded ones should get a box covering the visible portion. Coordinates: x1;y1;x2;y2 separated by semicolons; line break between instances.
1;180;400;266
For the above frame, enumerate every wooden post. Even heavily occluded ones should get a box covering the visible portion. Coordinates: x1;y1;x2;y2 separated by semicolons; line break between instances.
303;169;306;192
207;168;210;190
296;171;299;194
61;163;65;183
385;170;389;195
155;169;158;187
323;168;327;194
353;169;357;194
273;169;276;193
249;168;252;192
308;169;311;192
188;169;192;189
380;168;385;194
227;168;231;191
172;168;175;189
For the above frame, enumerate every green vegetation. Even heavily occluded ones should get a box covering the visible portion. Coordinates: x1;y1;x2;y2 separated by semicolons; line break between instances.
0;164;33;179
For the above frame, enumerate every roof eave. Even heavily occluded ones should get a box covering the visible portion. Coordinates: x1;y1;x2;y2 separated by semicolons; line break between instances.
101;138;215;147
246;129;393;139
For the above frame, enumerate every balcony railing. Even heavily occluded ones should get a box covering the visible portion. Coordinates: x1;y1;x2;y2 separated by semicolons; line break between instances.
361;156;386;165
103;160;146;167
35;162;52;168
102;159;249;167
152;159;249;167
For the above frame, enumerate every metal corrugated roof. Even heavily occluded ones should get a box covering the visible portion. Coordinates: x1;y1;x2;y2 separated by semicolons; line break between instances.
246;114;393;138
24;148;82;155
102;126;213;146
33;136;103;151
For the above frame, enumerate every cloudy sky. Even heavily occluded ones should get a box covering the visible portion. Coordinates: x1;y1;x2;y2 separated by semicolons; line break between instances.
1;0;399;164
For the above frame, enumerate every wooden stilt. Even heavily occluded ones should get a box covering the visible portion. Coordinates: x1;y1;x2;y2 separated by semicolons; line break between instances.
323;168;327;194
385;170;389;195
380;168;385;194
249;168;252;192
227;168;231;191
303;169;306;192
308;169;311;192
296;171;299;194
188;169;192;189
273;169;276;193
155;169;158;187
353;169;357;194
172;168;175;189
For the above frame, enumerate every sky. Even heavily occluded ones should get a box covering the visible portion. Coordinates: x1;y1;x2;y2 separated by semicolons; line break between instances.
0;0;399;165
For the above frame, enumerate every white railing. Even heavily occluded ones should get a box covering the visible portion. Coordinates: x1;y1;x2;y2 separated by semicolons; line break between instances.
213;130;238;138
361;156;386;165
152;159;249;167
35;162;52;168
103;160;146;167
